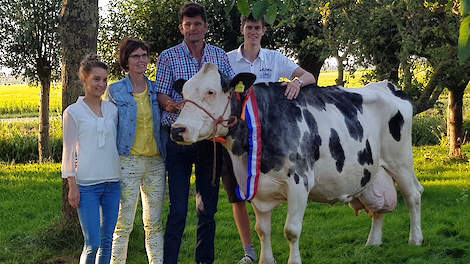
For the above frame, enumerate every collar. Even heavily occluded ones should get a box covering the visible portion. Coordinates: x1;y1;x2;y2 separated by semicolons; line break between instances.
124;74;151;93
237;44;265;63
181;40;208;60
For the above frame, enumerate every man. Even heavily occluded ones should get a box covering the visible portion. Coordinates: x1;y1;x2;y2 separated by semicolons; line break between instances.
156;3;234;264
224;13;316;263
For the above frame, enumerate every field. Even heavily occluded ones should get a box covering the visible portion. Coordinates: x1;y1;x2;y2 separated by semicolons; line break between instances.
1;145;470;263
0;71;361;119
0;84;62;118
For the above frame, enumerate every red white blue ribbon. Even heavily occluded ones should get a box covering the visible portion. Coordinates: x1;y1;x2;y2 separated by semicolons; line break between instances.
236;89;262;201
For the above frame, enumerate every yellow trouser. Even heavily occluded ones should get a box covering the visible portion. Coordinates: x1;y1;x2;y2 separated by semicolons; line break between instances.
111;155;166;264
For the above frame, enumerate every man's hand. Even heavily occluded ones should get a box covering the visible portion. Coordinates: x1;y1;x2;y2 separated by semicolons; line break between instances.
165;100;182;113
281;79;302;100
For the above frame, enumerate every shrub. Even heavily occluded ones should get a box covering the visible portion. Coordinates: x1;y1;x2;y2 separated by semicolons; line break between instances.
0;119;62;163
412;112;446;146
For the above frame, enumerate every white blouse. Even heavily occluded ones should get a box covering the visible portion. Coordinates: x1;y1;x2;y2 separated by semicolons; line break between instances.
61;97;120;186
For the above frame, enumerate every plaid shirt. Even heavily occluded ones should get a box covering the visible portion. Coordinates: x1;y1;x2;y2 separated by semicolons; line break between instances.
156;41;234;127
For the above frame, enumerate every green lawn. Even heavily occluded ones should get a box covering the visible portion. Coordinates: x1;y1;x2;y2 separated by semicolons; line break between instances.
1;144;470;263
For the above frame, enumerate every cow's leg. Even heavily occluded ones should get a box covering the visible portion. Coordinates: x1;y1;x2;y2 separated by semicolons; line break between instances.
366;213;384;246
386;166;424;245
252;205;276;264
284;179;309;264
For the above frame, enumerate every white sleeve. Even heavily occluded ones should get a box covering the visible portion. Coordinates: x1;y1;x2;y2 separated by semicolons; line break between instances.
277;51;299;79
61;110;78;178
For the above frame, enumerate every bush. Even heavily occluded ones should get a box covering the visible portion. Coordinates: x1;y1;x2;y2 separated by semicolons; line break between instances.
412;113;446;146
0;119;62;163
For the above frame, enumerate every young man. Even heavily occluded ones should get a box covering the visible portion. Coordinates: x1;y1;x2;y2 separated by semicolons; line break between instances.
156;3;234;264
224;14;316;263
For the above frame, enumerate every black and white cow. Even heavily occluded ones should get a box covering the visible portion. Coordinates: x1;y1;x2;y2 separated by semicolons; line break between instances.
170;63;423;264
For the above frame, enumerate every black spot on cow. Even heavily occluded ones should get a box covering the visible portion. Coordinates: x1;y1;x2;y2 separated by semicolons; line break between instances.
387;81;413;103
389;111;404;142
329;128;345;173
294;173;300;184
288;154;309;191
300;110;322;169
301;85;364;142
387;82;396;93
357;139;373;165
254;83;302;173
361;169;371;187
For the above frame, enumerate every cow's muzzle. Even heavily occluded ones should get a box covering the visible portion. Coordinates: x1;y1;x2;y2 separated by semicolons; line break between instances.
170;126;186;143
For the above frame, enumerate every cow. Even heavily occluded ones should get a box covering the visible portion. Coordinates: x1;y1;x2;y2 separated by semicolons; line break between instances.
170;63;423;264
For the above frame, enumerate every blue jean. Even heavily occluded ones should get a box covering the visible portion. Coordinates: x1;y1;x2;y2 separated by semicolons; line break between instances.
78;182;121;264
163;139;222;264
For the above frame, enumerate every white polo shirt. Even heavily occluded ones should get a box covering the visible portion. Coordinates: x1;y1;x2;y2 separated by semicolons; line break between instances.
227;45;299;83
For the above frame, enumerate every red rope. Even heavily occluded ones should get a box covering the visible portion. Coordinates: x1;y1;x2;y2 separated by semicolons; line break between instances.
169;92;238;186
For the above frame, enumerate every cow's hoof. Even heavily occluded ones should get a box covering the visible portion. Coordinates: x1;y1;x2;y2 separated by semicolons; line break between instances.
259;259;276;264
365;239;382;246
408;238;423;246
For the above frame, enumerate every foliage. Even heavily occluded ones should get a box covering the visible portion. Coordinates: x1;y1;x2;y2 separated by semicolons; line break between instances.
0;119;62;163
98;0;288;80
0;85;62;118
459;0;470;62
2;145;470;262
0;0;61;82
98;0;187;80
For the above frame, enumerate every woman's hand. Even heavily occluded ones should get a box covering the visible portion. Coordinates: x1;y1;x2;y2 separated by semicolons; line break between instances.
67;177;80;209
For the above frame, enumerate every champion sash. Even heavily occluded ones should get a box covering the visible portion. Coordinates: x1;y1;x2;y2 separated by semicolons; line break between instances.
236;89;262;201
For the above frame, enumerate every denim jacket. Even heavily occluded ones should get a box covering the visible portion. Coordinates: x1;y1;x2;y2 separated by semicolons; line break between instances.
106;75;168;159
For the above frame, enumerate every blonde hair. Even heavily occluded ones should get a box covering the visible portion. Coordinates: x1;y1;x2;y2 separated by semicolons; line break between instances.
78;54;108;83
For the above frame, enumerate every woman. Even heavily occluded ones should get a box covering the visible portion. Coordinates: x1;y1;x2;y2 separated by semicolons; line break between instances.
62;54;121;264
107;38;167;264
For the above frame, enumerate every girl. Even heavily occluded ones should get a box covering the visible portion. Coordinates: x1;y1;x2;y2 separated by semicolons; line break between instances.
62;54;121;264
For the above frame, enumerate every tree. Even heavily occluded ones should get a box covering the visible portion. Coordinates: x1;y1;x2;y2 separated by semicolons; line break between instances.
59;0;99;228
0;0;62;162
324;0;470;156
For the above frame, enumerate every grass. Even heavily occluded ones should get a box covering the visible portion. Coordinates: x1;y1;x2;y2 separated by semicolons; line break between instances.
0;118;62;162
1;144;470;263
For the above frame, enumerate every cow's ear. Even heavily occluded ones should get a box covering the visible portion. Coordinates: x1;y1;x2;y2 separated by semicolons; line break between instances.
173;79;187;95
227;73;257;94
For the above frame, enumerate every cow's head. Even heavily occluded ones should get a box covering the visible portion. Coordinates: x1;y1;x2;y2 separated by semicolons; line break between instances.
170;63;255;144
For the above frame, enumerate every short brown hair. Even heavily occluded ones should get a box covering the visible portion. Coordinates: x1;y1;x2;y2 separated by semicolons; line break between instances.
79;54;108;83
179;2;207;24
241;13;265;27
118;38;150;72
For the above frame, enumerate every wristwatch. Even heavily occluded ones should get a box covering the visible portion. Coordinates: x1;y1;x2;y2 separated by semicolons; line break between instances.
296;78;304;87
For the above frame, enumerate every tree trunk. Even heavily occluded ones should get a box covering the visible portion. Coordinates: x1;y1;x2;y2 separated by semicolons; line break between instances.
59;0;99;228
335;54;344;86
447;88;464;158
38;76;50;163
297;50;323;84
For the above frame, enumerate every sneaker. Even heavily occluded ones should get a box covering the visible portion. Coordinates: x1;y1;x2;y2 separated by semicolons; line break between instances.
238;255;255;264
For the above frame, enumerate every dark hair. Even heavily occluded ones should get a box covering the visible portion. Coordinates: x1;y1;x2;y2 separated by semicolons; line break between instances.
118;38;150;72
79;54;108;82
240;13;265;27
179;2;207;24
